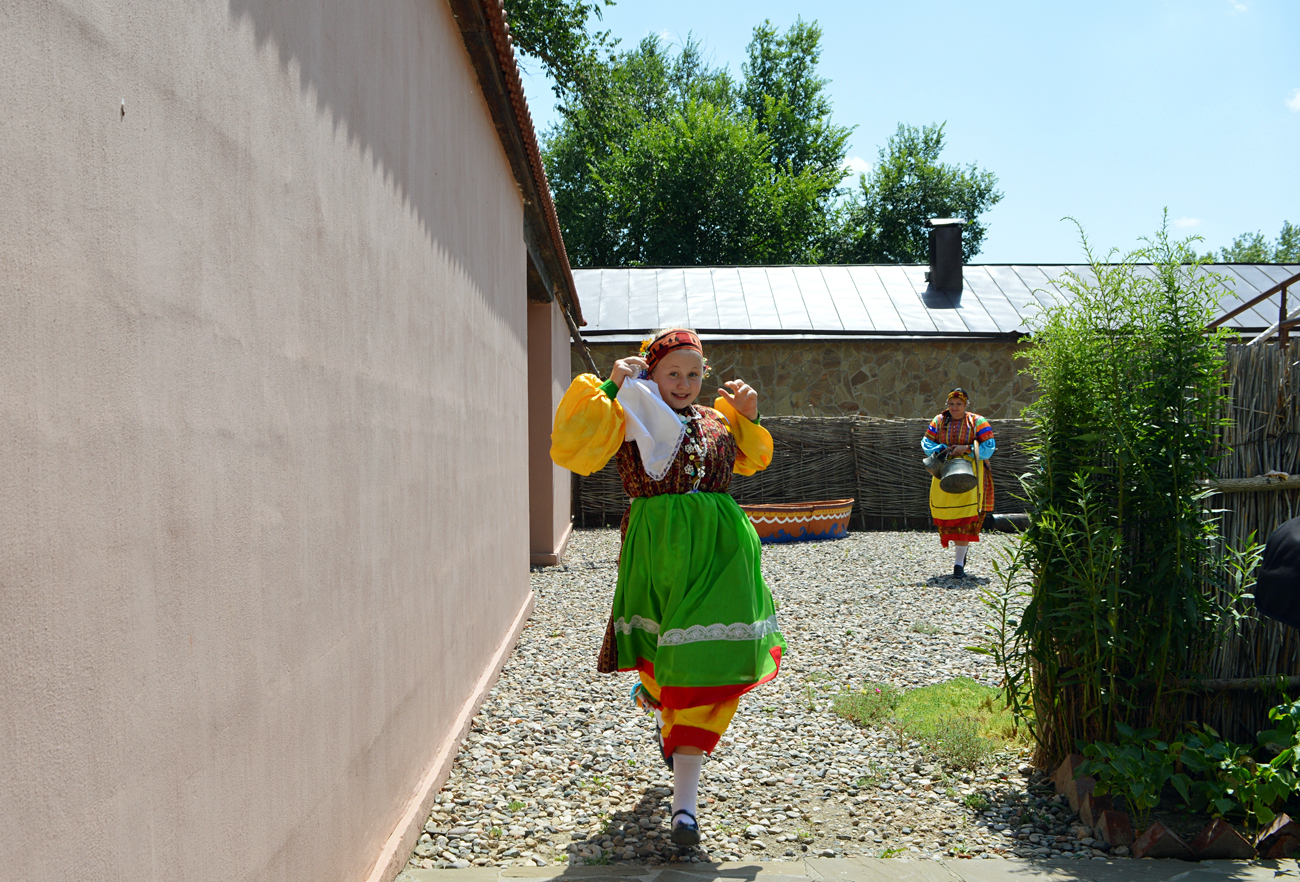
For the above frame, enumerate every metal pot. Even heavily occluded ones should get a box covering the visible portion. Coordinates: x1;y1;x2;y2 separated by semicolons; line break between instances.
938;456;979;494
921;448;947;478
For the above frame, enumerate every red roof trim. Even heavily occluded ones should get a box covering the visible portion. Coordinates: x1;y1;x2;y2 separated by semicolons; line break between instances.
448;0;584;325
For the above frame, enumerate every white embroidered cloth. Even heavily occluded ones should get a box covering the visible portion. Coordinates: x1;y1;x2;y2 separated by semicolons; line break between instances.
618;376;687;481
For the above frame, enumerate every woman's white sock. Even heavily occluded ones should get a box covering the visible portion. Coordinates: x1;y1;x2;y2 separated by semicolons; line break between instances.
671;753;703;818
954;546;968;567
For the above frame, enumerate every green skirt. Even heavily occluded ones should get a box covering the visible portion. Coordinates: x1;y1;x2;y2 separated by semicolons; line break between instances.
613;492;785;708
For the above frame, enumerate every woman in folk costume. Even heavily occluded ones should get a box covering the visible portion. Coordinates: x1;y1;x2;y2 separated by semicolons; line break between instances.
551;328;784;847
921;388;996;578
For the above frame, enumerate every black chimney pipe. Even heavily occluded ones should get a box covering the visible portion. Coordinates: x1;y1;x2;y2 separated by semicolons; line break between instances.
924;218;966;295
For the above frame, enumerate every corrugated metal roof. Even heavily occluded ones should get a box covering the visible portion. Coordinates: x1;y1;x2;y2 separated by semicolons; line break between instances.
572;264;1300;342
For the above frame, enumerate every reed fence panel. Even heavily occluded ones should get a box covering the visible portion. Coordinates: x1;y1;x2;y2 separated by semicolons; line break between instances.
574;415;1033;527
1192;343;1300;741
728;416;859;512
850;418;1034;520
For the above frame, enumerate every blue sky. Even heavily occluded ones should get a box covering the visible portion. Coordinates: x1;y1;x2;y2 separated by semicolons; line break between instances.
516;0;1300;264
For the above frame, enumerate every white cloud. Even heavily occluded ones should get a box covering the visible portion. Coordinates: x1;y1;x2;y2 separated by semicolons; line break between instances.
1227;0;1248;12
1174;217;1202;229
1288;88;1300;112
842;156;872;181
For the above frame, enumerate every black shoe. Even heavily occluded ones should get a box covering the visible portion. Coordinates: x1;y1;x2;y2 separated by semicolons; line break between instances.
953;564;965;579
670;809;700;847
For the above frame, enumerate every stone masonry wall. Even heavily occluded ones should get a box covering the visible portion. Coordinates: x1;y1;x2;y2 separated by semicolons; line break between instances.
573;338;1035;420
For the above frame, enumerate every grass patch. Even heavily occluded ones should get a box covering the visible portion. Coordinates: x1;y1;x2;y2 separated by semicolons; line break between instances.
834;677;1022;770
962;792;989;811
894;678;1018;768
832;682;903;726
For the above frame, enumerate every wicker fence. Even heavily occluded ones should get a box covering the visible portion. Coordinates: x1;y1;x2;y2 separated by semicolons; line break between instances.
574;415;1034;528
1192;344;1300;741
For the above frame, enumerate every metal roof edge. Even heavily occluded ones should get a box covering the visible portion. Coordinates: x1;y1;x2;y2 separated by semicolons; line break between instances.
581;330;1027;343
571;263;1295;271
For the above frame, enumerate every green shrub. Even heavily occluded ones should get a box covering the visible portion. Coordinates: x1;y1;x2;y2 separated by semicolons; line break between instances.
1077;722;1177;831
1174;698;1300;828
986;218;1259;760
1078;697;1300;832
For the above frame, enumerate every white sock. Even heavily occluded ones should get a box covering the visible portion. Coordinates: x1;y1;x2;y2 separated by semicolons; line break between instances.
954;546;968;567
671;753;703;820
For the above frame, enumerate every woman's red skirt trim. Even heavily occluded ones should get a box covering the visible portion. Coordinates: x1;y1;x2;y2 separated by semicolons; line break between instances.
934;513;987;548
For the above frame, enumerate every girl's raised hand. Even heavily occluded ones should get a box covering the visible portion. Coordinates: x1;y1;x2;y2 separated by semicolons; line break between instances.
610;356;648;387
718;379;759;422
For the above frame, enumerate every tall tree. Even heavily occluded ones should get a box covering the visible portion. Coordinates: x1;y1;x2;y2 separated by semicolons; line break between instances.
1206;221;1300;263
502;0;614;97
740;19;851;178
542;24;848;266
825;123;1002;264
597;100;827;265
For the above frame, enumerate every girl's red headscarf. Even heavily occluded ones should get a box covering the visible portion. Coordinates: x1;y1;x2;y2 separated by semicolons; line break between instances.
643;329;703;372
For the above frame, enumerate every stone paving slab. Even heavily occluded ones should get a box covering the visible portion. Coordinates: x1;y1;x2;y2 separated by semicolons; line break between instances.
804;857;964;882
942;858;1299;882
397;858;1300;882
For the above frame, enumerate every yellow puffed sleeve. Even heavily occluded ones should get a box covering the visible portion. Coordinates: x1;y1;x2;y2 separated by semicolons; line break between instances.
550;374;626;476
713;396;774;476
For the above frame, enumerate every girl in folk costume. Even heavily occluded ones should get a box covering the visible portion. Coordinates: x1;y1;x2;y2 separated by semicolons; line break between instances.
921;388;996;578
551;328;784;847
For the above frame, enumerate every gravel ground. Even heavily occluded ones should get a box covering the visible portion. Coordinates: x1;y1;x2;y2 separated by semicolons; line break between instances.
406;529;1119;872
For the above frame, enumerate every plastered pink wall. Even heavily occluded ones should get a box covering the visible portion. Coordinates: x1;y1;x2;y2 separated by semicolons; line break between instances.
527;300;573;561
0;1;531;880
549;305;575;545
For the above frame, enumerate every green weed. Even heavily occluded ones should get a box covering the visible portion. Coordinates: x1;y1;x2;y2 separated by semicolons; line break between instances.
832;682;903;727
853;763;884;789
